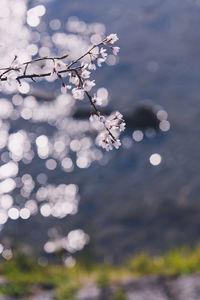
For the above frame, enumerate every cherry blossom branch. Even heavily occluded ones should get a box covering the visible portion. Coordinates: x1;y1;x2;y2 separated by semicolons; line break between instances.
0;33;124;151
0;68;80;82
74;69;117;142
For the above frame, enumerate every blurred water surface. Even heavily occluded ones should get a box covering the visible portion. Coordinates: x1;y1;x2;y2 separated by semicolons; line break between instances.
1;0;200;262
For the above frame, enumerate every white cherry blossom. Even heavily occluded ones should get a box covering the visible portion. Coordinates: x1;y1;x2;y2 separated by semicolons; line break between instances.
98;132;113;151
83;80;95;92
97;132;121;151
99;115;106;123
81;69;91;79
51;60;66;80
106;33;119;44
113;111;123;120
112;46;120;55
113;139;121;149
119;122;126;132
53;60;66;73
91;110;125;151
90;47;99;59
99;47;107;59
51;70;58;80
88;61;96;70
97;58;106;67
61;83;66;94
72;87;85;100
89;114;100;122
92;94;103;106
69;72;79;85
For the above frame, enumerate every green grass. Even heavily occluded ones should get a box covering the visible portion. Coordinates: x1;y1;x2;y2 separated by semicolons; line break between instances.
113;288;127;300
0;253;81;299
1;245;200;298
127;246;200;276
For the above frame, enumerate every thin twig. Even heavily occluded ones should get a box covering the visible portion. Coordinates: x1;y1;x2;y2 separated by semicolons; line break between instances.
66;39;107;69
0;68;82;81
74;70;116;141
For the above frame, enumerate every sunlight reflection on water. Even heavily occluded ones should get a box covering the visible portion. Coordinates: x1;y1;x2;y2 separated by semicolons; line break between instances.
0;0;171;262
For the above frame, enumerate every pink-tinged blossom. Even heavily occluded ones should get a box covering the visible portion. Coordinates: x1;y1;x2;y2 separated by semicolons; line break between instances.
81;69;91;79
51;70;58;81
61;83;72;94
113;111;123;120
51;60;66;80
56;60;66;68
61;82;66;94
72;87;85;100
83;80;95;92
88;61;96;70
112;46;120;55
99;115;106;123
97;132;122;151
92;94;103;106
101;135;121;151
69;72;79;85
106;33;119;44
53;60;66;72
98;115;111;129
92;110;125;151
98;132;113;151
104;119;112;129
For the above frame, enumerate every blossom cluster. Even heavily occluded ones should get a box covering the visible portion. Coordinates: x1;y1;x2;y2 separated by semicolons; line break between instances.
91;111;126;151
0;33;125;151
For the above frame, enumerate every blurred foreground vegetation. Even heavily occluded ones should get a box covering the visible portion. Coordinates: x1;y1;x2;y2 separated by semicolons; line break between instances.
1;245;200;299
